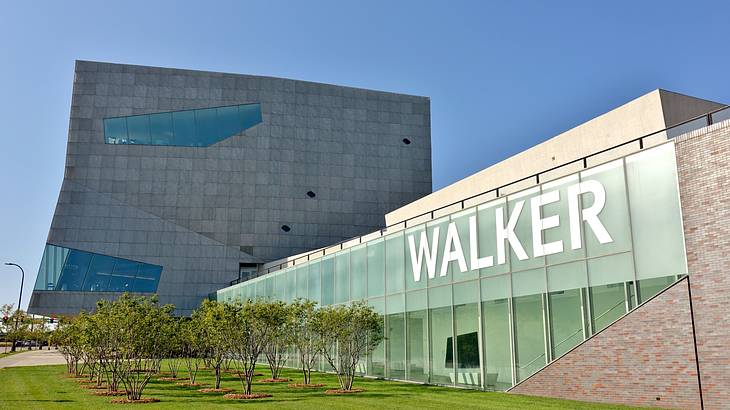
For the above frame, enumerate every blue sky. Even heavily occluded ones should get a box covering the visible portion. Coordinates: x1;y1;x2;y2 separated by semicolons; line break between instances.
1;0;728;309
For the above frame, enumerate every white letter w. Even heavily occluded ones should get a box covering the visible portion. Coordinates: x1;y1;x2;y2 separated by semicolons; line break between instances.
408;227;440;282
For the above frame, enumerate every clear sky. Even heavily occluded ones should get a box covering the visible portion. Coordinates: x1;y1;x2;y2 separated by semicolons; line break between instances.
1;0;729;309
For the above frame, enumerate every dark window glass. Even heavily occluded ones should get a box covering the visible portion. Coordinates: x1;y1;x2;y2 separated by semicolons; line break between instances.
194;108;219;146
104;117;128;144
239;103;262;129
56;250;93;291
216;106;242;139
148;112;174;145
126;115;151;144
82;254;117;292
172;110;197;146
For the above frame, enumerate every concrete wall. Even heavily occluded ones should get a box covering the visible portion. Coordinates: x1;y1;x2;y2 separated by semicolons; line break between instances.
30;60;432;315
385;90;723;226
508;119;730;409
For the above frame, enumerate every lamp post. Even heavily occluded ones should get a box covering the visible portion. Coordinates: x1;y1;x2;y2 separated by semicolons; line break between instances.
5;263;24;352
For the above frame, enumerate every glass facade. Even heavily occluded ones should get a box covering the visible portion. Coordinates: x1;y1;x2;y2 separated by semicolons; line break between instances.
34;244;163;293
217;143;687;390
103;103;262;147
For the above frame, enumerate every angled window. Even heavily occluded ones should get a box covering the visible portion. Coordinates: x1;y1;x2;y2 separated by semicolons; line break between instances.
103;103;262;147
34;244;163;293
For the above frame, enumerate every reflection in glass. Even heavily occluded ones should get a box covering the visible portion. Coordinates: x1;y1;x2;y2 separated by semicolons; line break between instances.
406;290;429;382
429;285;453;384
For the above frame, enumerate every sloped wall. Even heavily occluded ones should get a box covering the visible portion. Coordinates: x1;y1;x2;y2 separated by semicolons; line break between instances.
509;277;701;409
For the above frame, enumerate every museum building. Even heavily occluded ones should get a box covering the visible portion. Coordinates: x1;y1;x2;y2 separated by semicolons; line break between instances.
28;61;730;409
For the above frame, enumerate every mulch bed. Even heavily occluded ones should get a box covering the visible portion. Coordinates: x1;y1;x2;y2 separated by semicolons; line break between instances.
197;388;234;393
74;379;98;384
110;398;160;404
175;382;207;387
288;383;326;388
223;393;272;400
325;388;365;395
81;384;108;390
92;391;127;396
259;378;291;383
66;374;91;379
158;377;188;381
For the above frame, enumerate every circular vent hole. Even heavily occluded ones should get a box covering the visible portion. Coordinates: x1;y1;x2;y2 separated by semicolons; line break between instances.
306;191;316;198
402;138;412;145
281;225;291;232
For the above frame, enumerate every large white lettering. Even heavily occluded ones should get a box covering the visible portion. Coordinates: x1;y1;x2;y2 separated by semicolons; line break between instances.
408;228;440;282
440;222;468;276
531;190;563;257
568;180;613;249
469;215;494;269
496;201;528;264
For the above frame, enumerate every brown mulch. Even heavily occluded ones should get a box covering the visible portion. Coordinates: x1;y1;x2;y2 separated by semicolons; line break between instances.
259;378;291;383
175;382;207;387
110;398;160;404
288;383;326;388
197;388;234;393
81;384;108;390
66;374;91;378
92;391;127;396
253;372;264;376
223;393;272;400
325;388;365;395
158;377;188;381
74;379;98;384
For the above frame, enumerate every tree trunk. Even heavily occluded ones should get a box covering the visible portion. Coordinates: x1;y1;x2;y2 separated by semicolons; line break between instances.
215;365;221;389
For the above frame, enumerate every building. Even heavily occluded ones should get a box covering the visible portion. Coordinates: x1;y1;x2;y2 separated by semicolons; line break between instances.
216;89;730;409
28;61;432;316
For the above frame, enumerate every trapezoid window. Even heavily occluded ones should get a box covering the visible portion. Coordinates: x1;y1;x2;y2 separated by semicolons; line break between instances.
34;244;163;293
103;103;262;147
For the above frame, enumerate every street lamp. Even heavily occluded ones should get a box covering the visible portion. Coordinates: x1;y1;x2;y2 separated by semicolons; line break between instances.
5;262;24;352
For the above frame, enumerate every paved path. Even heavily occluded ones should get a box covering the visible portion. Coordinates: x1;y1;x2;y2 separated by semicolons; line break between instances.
0;349;66;368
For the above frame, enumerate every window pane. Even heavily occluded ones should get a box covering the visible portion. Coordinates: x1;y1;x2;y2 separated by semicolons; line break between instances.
350;245;367;300
148;112;174;146
56;250;93;291
104;117;128;144
626;145;687;280
109;259;139;292
429;285;453;385
587;253;632;333
296;265;308;299
580;160;632;257
512;268;546;382
216;105;242;138
367;239;385;297
386;294;406;379
405;225;427;290
508;187;544;271
81;254;116;292
406;290;429;382
321;256;335;305
637;275;676;303
542;175;585;264
547;262;586;358
453;281;480;387
126;115;151;145
274;270;286;300
194;108;219;146
367;297;386;377
285;269;296;303
426;217;450;287
478;198;510;277
451;209;478;282
385;232;405;294
239;103;263;129
307;261;321;303
481;275;512;390
172;110;197;146
335;251;350;303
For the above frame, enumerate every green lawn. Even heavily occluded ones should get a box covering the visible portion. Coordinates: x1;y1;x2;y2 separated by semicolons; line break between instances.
0;364;651;410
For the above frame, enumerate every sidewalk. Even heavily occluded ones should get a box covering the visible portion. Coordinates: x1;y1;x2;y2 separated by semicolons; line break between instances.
0;349;66;369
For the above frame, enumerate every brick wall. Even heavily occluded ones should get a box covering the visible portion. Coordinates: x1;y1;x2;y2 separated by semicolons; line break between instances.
675;120;730;409
509;120;730;409
509;277;701;409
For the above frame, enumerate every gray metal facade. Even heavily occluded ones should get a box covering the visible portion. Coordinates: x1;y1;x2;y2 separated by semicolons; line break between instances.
29;60;431;315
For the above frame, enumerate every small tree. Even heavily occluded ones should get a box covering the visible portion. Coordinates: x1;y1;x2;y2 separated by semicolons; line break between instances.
228;299;277;396
180;318;204;385
161;318;184;378
193;300;233;390
262;300;292;380
315;301;384;391
290;299;323;385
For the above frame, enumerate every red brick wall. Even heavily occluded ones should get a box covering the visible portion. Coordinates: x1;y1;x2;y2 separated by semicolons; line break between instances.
674;121;730;409
509;278;701;409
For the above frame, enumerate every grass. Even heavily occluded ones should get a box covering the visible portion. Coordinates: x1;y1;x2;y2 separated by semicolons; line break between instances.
0;364;653;410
